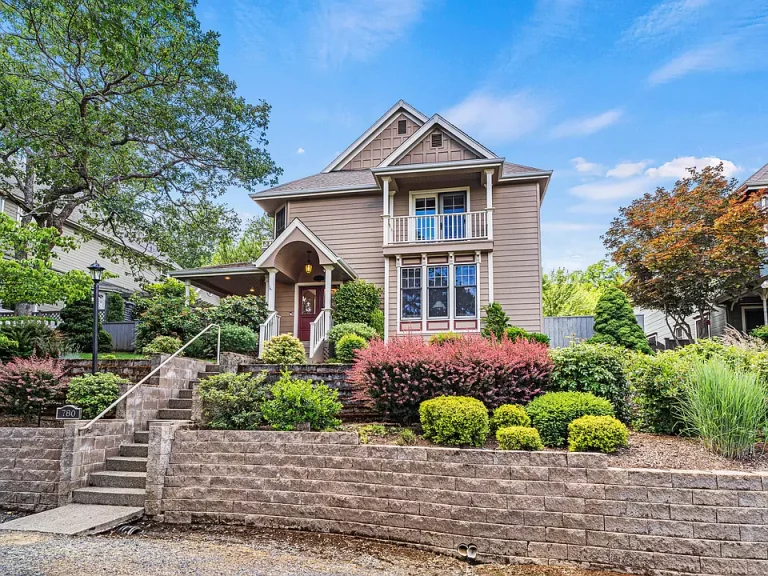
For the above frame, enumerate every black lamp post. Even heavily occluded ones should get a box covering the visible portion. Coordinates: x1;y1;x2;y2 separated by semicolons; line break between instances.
87;261;105;375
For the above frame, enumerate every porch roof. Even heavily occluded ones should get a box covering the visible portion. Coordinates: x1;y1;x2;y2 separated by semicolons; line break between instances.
169;262;265;298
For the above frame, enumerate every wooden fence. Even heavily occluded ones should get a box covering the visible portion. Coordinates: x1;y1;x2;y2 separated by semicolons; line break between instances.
544;314;644;348
103;321;137;351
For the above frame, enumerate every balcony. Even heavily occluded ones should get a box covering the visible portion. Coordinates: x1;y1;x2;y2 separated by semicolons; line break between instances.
387;211;489;245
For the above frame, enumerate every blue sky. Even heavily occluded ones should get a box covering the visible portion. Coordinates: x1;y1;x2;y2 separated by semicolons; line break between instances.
195;0;768;272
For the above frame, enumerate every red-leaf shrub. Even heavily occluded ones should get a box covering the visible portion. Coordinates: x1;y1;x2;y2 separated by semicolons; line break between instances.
0;356;67;419
349;334;552;424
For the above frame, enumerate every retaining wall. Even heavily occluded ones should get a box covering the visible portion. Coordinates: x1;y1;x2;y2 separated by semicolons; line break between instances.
161;430;768;576
0;428;65;512
61;359;152;382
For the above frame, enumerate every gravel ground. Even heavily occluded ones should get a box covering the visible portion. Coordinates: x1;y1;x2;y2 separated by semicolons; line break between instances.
0;523;627;576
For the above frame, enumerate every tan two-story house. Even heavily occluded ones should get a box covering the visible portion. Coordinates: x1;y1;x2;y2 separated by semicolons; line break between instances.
171;100;551;360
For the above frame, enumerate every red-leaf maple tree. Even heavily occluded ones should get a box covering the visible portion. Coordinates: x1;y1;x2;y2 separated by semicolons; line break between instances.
603;165;768;343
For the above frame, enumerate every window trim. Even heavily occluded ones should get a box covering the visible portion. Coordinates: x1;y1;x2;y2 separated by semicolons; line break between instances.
408;187;471;216
453;263;478;319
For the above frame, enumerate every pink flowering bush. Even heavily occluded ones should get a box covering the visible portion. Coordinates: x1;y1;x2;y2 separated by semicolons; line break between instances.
0;356;67;419
349;335;553;424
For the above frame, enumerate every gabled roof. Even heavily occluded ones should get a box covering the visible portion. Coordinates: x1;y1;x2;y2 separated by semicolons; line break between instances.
322;100;428;173
250;170;377;199
377;114;497;168
743;162;768;190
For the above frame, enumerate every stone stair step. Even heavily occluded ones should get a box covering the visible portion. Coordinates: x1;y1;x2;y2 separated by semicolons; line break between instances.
158;408;192;420
197;372;220;380
176;389;193;399
119;443;149;458
133;431;149;444
168;398;192;409
205;364;222;373
72;487;145;507
89;471;147;489
105;456;148;472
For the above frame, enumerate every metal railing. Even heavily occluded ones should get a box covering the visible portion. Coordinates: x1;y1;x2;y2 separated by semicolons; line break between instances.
79;323;221;433
309;309;332;359
388;211;488;244
258;311;280;358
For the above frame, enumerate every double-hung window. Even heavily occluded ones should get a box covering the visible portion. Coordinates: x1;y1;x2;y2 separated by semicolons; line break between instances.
427;266;449;319
400;267;422;319
274;206;286;238
454;264;477;318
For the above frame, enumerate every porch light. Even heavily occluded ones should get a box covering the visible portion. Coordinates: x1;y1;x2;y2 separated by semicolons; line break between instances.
87;261;105;282
224;276;231;280
304;251;313;275
249;287;255;292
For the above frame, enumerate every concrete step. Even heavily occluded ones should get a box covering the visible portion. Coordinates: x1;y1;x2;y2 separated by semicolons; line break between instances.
168;398;192;409
158;408;192;420
0;504;144;536
105;456;148;472
133;431;149;444
90;471;147;489
119;443;149;458
205;364;222;373
72;487;146;507
177;389;193;399
197;371;220;380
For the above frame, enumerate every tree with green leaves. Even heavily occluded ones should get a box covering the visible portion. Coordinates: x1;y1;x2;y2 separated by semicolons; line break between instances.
209;214;274;265
589;286;652;354
542;260;625;317
0;0;280;277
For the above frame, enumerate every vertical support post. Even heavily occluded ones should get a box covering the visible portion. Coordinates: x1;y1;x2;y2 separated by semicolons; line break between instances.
323;265;333;311
384;257;390;342
92;281;100;375
382;176;391;246
421;253;427;334
488;252;494;305
762;290;768;326
266;267;277;313
484;169;494;240
448;252;455;332
184;279;190;301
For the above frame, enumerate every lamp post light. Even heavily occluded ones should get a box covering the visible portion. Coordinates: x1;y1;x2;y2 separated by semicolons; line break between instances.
87;261;106;375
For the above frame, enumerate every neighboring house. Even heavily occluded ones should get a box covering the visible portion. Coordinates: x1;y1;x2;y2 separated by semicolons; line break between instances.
639;162;768;348
0;193;175;317
171;100;551;360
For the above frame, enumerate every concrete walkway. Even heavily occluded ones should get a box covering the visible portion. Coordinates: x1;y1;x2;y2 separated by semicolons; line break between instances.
0;504;143;535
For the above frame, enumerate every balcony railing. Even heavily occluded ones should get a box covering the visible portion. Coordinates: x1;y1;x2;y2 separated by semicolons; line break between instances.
387;211;488;244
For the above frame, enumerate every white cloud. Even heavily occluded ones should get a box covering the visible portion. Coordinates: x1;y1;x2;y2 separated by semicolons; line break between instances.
624;0;710;43
571;157;603;175
607;161;648;178
442;91;549;144
551;108;623;139
311;0;427;67
645;156;740;178
648;42;733;85
296;147;305;154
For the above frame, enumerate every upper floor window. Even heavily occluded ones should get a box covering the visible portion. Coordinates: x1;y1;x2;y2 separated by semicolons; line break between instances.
397;119;407;135
274;206;286;238
412;189;468;241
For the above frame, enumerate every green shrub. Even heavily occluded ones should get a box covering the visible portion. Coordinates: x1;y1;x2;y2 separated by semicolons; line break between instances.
130;277;191;316
261;334;306;364
395;428;417;446
369;309;385;338
134;295;202;350
199;371;269;430
428;332;463;346
526;391;614;447
549;342;631;423
750;325;768;344
333;280;382;325
105;292;125;322
357;424;387;444
504;325;529;341
529;332;550;346
142;336;183;355
0;334;18;361
679;359;768;459
568;415;629;453
66;372;126;419
0;357;66;418
490;404;531;432
261;371;342;431
481;302;509;339
0;320;54;358
58;299;112;353
328;322;378;356
496;426;543;451
419;396;490;447
218;324;258;355
625;350;688;434
205;295;268;333
589;287;651;353
336;333;367;363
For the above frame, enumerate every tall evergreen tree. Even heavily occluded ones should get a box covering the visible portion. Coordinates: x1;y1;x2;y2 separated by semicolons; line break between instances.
589;287;651;353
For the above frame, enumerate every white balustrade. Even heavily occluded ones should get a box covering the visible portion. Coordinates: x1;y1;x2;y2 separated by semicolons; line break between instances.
258;311;281;358
387;210;488;244
309;309;332;360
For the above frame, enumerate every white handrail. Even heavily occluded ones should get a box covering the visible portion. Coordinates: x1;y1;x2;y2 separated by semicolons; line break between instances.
309;309;332;359
79;323;221;432
388;210;488;244
258;311;280;358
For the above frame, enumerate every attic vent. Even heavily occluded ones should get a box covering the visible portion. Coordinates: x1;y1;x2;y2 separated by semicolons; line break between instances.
431;132;443;148
397;119;407;135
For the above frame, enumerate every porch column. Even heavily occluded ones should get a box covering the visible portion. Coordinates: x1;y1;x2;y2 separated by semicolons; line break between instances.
323;265;334;310
484;169;494;240
382;176;391;246
762;287;768;326
266;267;277;311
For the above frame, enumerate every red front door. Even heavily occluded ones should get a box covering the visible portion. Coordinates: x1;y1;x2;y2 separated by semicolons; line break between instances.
299;286;324;341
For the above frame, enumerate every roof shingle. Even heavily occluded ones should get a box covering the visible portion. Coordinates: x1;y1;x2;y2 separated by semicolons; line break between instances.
744;162;768;187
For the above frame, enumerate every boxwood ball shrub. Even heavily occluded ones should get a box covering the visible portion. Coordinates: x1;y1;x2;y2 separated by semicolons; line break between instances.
490;404;530;432
261;334;306;365
261;371;343;431
496;426;543;451
0;357;66;419
199;371;269;430
142;335;183;356
332;280;382;325
66;372;127;419
336;333;368;363
525;391;614;447
419;396;490;447
350;334;552;425
568;415;629;453
428;332;463;346
328;322;378;356
549;342;631;423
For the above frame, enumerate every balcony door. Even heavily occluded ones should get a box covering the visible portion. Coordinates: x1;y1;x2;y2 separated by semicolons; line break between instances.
411;190;467;242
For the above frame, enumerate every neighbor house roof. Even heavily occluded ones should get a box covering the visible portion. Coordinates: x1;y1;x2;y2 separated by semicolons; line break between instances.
743;162;768;189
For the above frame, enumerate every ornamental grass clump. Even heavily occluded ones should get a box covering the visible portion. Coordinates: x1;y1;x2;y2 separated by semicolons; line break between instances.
419;396;489;447
678;359;768;459
350;334;552;425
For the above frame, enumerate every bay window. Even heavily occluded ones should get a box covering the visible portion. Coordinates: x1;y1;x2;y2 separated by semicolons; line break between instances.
454;264;477;317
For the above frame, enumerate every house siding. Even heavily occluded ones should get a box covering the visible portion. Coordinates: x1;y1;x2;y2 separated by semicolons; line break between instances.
396;129;479;166
342;114;420;171
492;182;543;332
274;282;295;336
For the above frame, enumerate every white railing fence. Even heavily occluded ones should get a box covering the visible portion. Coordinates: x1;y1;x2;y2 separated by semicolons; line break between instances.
309;309;332;359
258;311;280;358
388;210;488;244
80;323;221;433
